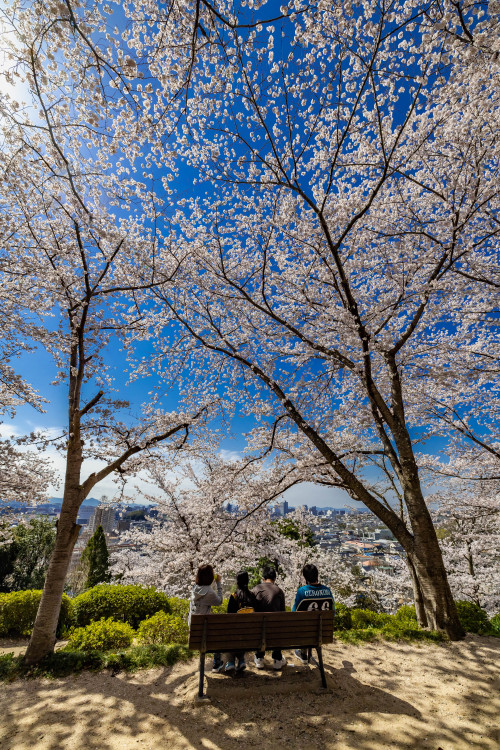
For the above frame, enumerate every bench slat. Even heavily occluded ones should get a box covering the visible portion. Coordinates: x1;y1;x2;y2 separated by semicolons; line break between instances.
190;622;323;635
190;612;333;625
189;631;329;645
189;611;334;651
191;611;332;696
190;638;329;651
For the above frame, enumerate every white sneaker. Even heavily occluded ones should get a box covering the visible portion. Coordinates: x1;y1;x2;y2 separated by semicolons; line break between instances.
272;658;287;670
254;656;265;669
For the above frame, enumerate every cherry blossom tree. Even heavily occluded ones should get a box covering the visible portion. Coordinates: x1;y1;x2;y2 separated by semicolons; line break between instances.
1;0;497;650
0;440;56;545
424;446;500;614
0;4;217;664
439;501;500;615
111;455;358;604
111;453;299;594
130;0;500;638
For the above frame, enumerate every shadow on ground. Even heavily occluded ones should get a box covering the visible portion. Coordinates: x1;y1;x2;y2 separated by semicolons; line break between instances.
1;635;499;750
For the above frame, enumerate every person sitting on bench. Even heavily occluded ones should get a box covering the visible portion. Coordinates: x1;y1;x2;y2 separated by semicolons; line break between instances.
251;565;287;670
224;570;257;673
292;563;335;665
188;563;224;672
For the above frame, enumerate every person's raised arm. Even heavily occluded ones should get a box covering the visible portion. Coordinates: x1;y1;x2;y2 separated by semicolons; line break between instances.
203;575;223;607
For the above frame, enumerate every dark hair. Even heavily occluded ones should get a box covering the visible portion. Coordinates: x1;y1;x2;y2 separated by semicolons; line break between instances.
236;570;249;589
262;565;277;581
196;564;214;586
302;563;319;584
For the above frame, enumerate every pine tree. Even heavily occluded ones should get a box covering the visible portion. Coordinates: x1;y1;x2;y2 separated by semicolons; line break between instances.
82;526;110;590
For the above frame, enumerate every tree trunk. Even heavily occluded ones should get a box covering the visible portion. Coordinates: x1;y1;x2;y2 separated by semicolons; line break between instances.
24;506;81;664
407;556;428;628
381;499;464;638
24;430;83;665
407;547;464;638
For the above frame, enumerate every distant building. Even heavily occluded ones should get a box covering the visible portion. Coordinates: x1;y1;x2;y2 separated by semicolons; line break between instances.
274;500;289;516
76;505;96;526
88;505;116;535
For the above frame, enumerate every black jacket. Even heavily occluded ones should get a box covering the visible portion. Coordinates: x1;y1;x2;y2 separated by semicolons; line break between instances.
251;581;286;612
227;587;257;613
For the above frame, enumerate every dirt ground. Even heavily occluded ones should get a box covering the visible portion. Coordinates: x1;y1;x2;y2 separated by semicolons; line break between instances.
0;635;499;750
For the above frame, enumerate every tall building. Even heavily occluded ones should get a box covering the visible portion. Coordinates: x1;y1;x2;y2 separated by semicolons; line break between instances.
88;505;116;535
275;500;290;516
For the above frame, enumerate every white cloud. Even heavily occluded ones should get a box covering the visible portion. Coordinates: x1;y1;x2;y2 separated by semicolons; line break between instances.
219;448;243;461
0;422;21;439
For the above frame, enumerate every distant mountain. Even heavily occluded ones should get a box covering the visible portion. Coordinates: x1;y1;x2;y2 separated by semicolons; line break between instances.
48;497;101;507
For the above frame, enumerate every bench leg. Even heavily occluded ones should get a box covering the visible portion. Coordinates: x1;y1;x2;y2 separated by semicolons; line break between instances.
316;647;327;689
198;653;205;698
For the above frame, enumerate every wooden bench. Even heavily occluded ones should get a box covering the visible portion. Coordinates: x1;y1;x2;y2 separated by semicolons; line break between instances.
189;610;334;697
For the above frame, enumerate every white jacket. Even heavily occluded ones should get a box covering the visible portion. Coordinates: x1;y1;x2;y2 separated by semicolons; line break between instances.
188;580;223;626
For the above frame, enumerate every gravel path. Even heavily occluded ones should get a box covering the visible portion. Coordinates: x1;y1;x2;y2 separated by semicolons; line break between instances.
1;635;499;749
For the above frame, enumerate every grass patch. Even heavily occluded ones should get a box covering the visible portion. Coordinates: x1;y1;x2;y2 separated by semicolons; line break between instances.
0;643;193;681
334;625;448;644
333;608;448;644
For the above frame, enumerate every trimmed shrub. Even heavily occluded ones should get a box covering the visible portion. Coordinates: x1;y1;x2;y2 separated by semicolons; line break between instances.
137;611;189;645
166;596;228;621
489;613;500;635
395;605;418;623
212;598;230;615
350;609;392;629
455;600;490;635
0;590;73;637
66;617;134;652
72;584;171;628
333;602;352;630
167;597;190;621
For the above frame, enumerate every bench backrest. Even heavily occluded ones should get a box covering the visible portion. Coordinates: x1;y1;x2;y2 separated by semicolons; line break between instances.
189;610;334;653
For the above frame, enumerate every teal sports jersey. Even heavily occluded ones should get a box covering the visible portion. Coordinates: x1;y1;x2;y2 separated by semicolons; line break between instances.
292;583;335;613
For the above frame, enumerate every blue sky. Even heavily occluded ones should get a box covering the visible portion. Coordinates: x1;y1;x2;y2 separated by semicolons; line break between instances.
0;0;460;511
3;315;354;508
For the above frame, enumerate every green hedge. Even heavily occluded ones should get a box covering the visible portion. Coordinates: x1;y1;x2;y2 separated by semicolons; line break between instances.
166;596;229;620
489;613;500;635
0;590;73;637
137;611;189;645
395;605;418;623
212;598;230;615
455;600;491;635
333;602;352;630
350;609;392;629
167;597;190;621
72;585;171;629
66;618;135;652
